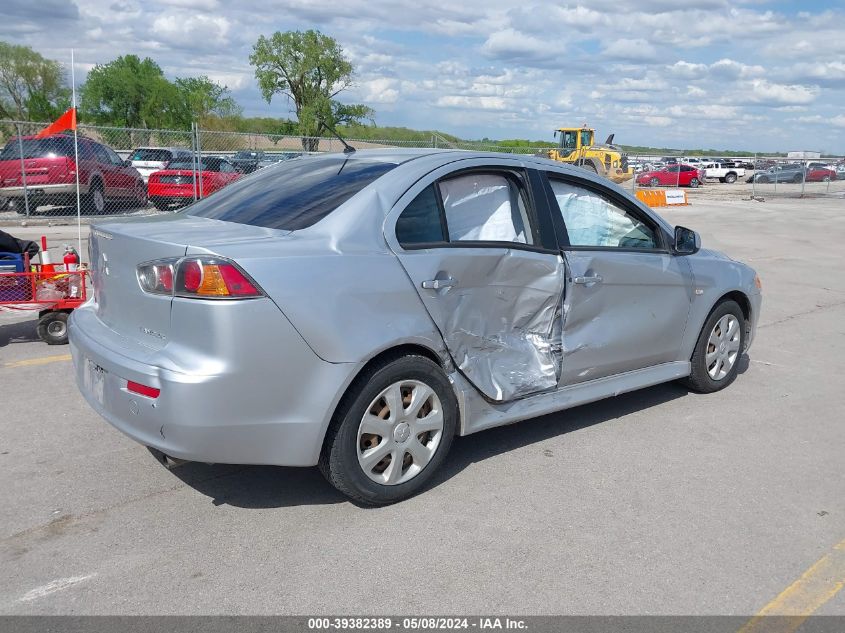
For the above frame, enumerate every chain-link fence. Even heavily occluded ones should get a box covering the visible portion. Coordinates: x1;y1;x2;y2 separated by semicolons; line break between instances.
615;152;845;200
1;119;842;220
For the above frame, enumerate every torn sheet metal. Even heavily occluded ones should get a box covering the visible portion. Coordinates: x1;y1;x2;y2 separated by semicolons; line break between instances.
430;250;565;402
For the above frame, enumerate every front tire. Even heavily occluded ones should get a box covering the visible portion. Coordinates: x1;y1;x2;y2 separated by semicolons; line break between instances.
681;300;745;394
319;355;457;505
649;177;660;187
689;178;700;188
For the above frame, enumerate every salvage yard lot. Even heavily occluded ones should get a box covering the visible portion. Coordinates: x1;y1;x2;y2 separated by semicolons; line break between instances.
1;196;844;615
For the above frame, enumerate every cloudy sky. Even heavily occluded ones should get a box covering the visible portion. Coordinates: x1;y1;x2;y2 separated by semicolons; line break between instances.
3;0;845;152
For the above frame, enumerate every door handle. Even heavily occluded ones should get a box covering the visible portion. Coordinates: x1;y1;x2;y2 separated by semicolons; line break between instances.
573;275;603;285
421;278;456;290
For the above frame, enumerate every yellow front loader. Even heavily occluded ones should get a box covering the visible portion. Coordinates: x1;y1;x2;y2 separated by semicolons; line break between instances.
541;126;634;184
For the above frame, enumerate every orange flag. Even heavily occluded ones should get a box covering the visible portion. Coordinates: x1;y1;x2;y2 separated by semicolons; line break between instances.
35;108;77;138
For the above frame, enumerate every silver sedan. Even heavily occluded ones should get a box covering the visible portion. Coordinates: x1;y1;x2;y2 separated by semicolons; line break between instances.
70;149;762;505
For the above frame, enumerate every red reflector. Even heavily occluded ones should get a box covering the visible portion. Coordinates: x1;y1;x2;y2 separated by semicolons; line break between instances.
127;381;160;399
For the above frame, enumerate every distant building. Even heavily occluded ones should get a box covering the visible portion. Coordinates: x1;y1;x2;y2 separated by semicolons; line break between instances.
787;151;821;159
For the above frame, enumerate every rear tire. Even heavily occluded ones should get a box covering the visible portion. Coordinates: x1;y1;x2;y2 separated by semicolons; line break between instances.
724;172;737;184
37;311;69;345
319;355;457;506
681;300;745;394
85;180;106;215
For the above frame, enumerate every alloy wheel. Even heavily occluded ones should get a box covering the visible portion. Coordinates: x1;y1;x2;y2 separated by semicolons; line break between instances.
706;314;741;380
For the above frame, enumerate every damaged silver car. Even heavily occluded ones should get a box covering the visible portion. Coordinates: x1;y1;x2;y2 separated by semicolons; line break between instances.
69;149;762;505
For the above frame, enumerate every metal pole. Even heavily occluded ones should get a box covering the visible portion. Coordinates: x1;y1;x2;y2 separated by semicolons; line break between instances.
71;49;82;256
190;122;198;202
752;153;756;199
15;123;31;217
773;157;777;196
195;123;204;199
800;160;806;197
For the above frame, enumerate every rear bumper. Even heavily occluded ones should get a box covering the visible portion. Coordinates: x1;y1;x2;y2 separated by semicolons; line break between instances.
69;300;359;467
150;195;192;208
1;182;89;198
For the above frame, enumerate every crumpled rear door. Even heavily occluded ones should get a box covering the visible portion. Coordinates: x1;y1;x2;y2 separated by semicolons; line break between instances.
387;169;566;402
398;248;565;401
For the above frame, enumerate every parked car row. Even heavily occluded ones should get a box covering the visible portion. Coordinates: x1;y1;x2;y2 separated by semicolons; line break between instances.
0;134;147;214
746;163;837;184
0;134;285;214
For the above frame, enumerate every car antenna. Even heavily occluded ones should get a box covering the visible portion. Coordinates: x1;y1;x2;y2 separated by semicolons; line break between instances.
318;117;356;154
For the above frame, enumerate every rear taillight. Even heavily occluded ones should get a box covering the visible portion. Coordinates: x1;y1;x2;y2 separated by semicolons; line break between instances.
138;257;263;299
137;261;174;295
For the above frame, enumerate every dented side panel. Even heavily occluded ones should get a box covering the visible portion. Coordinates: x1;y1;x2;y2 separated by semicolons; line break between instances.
395;247;566;402
560;249;694;385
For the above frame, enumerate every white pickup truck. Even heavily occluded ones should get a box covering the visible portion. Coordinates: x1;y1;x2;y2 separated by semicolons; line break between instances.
702;162;746;183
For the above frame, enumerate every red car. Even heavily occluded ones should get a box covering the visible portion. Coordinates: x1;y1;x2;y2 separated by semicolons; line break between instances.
0;134;146;214
148;157;241;210
637;164;703;188
805;167;837;182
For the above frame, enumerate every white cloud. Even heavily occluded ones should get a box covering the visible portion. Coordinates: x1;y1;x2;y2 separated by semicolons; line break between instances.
481;28;556;63
602;39;658;62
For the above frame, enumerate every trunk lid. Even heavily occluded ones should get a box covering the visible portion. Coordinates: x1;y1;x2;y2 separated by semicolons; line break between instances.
89;215;285;350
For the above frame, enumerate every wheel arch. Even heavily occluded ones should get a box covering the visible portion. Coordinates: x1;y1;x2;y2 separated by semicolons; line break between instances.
320;342;459;457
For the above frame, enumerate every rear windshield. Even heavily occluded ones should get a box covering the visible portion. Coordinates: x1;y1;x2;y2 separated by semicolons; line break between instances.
168;159;224;171
0;137;75;160
131;148;174;162
185;155;399;230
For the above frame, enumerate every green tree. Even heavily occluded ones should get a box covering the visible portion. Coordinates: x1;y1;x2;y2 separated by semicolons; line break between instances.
174;76;242;124
0;41;70;121
249;29;374;150
80;55;185;130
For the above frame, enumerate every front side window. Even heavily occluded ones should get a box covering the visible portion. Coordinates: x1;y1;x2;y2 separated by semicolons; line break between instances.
439;173;532;244
548;179;658;249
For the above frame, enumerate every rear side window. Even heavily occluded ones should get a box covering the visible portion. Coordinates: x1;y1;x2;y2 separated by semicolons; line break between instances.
0;137;75;160
396;185;445;246
186;156;398;230
440;173;531;244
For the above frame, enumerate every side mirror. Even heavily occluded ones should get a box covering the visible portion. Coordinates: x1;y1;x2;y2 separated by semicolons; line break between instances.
122;159;133;167
673;225;700;255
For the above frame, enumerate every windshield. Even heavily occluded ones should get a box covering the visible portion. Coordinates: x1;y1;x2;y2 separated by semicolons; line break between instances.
0;137;75;160
130;148;175;162
186;155;399;230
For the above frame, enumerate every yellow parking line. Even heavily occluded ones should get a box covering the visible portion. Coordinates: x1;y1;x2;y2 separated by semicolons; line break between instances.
3;354;72;368
738;537;845;633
